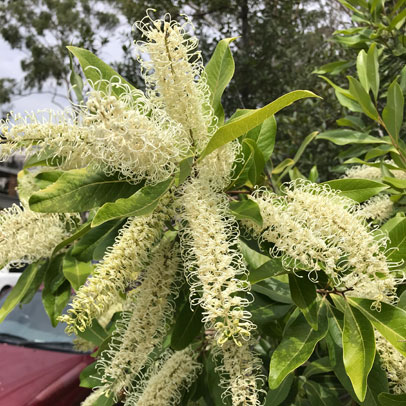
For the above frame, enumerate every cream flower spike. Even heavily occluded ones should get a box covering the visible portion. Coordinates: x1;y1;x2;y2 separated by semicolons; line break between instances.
344;160;406;181
59;202;171;334
134;12;216;152
0;203;79;268
124;347;201;406
216;340;263;406
356;194;394;223
180;176;254;346
97;241;181;397
1;79;189;184
247;180;397;308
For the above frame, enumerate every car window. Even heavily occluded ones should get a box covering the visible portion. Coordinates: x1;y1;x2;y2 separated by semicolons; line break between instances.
0;291;75;344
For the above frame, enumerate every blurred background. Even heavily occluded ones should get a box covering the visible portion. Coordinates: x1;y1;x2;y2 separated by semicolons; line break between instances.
0;0;353;206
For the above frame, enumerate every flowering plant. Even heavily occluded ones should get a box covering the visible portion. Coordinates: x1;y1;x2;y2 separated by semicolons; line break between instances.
1;10;406;406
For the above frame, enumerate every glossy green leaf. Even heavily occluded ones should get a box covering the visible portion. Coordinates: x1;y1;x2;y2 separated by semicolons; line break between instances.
42;279;71;327
289;272;319;330
249;294;291;326
383;176;406;190
92;176;173;226
347;297;406;356
43;254;66;294
317;129;387;146
244;115;277;162
67;46;138;98
29;168;141;213
0;263;43;322
271;158;295;175
342;299;375;401
79;362;99;388
227;138;256;189
308;165;319;182
383;80;404;142
323;178;388;202
52;222;91;256
68;51;84;102
379;393;406;406
239;240;269;270
229;199;263;226
20;261;48;305
367;43;379;100
265;374;294;406
248;140;266;185
303;357;333;378
77;319;108;346
199;90;319;160
383;217;406;264
92;220;126;261
71;219;123;262
268;304;328;389
205;37;236;125
62;254;93;291
175;156;193;187
304;381;341;406
252;278;292;304
171;304;203;351
357;49;369;93
389;7;406;29
313;60;353;75
248;259;287;284
348;76;379;121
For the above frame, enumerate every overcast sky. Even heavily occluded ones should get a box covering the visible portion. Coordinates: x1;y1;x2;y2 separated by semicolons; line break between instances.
0;32;126;115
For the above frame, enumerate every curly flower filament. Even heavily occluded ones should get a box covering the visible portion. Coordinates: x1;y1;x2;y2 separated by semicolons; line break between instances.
59;206;169;334
97;241;180;397
247;181;397;308
124;347;201;406
135;13;215;152
180;176;254;346
0;203;78;268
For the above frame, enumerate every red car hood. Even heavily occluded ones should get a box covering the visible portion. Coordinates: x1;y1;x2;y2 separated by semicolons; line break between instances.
0;343;92;406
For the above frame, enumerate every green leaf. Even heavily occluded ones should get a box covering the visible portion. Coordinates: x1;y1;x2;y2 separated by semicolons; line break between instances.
317;129;387;146
323;178;388;202
205;37;236;125
52;222;91;256
92;176;173;226
342;299;375;402
227;138;256;189
347;297;406;356
289;273;319;330
244;115;277;162
240;240;270;270
272;158;295;175
20;261;48;305
171;304;203;351
248;259;287;284
248;140;266;185
77;319;108;346
382;176;406;190
42;279;71;327
304;381;341;406
265;374;294;406
348;76;379;121
62;254;93;291
389;7;406;29
268;303;328;389
199;90;319;160
357;49;370;93
383;80;404;142
252;278;292;304
71;219;123;262
79;362;99;388
367;43;379;101
303;357;333;378
229;199;263;226
175;156;193;187
0;263;43;322
29;168;141;213
43;254;66;294
67;46;138;98
313;60;353;75
383;217;406;264
68;51;84;103
379;393;406;406
249;294;291;326
92;220;126;261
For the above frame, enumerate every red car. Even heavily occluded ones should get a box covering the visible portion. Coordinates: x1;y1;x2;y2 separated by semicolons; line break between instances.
0;290;93;406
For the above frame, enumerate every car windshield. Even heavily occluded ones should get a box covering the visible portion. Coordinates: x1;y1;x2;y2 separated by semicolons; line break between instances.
0;291;75;348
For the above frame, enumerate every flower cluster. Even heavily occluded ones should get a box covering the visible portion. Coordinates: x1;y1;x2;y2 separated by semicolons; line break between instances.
124;347;201;406
97;240;180;397
0;203;78;268
247;181;396;307
344;160;406;180
59;204;170;334
356;194;394;223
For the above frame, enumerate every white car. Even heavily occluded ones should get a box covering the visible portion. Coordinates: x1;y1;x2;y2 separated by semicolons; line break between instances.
0;265;24;295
